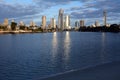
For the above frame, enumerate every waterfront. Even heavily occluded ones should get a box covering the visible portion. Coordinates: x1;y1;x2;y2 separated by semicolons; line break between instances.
0;32;120;80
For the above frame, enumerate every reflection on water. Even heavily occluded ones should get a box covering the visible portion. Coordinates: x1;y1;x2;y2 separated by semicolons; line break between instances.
101;32;106;63
51;32;71;69
52;32;58;58
64;31;71;62
0;32;120;80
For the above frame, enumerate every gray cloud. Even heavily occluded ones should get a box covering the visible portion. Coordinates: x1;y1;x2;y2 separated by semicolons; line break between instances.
0;0;119;25
33;0;94;6
0;2;39;22
70;0;120;25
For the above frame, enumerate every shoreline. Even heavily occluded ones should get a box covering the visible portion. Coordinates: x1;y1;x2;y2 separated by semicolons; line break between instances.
0;31;119;34
0;31;44;34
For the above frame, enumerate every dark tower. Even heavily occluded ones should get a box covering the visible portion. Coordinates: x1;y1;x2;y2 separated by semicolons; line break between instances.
103;10;107;26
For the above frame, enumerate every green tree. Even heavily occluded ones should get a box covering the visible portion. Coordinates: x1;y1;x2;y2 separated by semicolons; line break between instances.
19;26;25;30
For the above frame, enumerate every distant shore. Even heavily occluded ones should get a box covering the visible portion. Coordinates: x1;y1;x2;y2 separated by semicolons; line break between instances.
0;30;45;34
0;23;120;34
0;26;120;34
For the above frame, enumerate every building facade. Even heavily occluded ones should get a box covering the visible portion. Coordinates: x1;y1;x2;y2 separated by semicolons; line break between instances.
75;21;79;27
65;15;70;29
80;20;85;27
103;10;107;26
3;18;9;26
42;16;46;29
95;21;100;27
51;18;56;29
58;9;64;30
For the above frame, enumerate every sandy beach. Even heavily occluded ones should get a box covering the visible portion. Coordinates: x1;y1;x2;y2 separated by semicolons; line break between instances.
39;61;120;80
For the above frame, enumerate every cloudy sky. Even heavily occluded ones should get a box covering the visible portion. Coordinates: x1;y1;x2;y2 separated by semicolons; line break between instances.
0;0;120;26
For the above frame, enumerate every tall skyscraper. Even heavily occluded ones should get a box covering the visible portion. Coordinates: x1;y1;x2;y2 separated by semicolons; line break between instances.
3;18;9;26
69;16;70;27
58;9;64;30
65;15;70;29
51;18;56;29
103;10;107;26
75;21;79;27
80;20;85;27
42;16;46;29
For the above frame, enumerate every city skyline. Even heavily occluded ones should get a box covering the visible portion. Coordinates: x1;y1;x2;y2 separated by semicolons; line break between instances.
0;0;120;26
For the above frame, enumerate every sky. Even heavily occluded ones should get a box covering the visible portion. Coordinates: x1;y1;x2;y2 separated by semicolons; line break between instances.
0;0;120;26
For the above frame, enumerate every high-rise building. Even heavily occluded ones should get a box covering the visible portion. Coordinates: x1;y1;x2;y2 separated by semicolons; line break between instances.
58;9;64;30
95;21;100;27
75;21;79;27
54;19;56;29
65;15;70;29
103;10;107;26
69;16;70;27
3;18;9;26
42;16;46;29
51;18;56;29
80;20;85;27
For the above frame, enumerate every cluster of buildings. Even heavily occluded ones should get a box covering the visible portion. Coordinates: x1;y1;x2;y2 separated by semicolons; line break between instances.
58;9;71;30
0;9;111;32
74;10;111;29
0;8;72;31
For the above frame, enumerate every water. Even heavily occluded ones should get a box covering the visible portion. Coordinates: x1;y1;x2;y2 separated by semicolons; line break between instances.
0;32;120;80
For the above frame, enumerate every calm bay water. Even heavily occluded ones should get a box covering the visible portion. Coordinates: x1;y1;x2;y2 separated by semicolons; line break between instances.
0;32;120;80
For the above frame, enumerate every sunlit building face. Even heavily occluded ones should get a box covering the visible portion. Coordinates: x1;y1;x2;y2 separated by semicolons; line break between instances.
3;18;9;26
42;16;46;29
